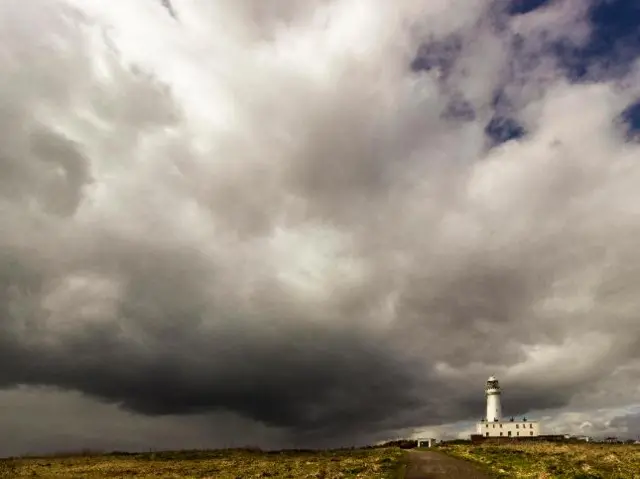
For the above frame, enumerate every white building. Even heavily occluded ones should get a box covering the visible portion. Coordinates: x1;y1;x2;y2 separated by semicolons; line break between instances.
416;438;437;448
476;376;541;438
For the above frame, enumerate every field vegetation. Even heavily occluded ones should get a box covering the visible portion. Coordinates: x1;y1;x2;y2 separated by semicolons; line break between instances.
0;447;406;478
438;441;640;478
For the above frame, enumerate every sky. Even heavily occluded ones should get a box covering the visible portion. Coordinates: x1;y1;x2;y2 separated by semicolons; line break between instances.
0;0;640;456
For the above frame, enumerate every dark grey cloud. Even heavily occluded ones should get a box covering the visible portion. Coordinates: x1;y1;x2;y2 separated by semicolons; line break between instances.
160;0;177;19
608;410;640;438
0;0;640;455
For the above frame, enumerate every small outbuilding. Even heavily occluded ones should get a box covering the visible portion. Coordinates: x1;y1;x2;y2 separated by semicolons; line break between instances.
417;438;437;448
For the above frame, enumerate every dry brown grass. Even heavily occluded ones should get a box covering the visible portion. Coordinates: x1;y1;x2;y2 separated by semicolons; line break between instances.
438;441;640;478
0;447;405;478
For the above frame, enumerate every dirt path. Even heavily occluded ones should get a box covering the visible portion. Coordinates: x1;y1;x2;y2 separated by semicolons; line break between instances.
404;450;490;479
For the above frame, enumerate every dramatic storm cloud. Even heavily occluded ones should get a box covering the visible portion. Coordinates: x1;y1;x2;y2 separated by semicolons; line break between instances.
1;0;640;454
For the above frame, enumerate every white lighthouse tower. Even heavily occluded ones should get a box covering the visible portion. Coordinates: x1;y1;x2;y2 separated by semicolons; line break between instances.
485;376;502;422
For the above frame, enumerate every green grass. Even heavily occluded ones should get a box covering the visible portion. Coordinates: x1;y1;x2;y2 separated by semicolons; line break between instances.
0;447;406;478
437;441;640;478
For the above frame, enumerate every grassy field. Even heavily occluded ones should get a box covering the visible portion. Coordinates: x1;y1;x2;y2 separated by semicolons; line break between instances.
0;447;406;478
438;441;640;478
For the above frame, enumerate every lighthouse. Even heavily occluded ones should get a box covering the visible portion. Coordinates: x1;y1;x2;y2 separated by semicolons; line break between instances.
475;375;541;438
485;375;502;422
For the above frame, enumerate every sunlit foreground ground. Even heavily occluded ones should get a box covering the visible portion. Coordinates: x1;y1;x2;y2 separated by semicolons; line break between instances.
439;441;640;478
0;447;405;478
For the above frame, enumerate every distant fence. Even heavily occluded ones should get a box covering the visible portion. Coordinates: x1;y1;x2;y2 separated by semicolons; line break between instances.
470;434;567;444
371;440;417;449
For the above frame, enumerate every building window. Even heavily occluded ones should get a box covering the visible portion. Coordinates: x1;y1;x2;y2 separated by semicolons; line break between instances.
508;431;512;437
516;424;519;429
530;424;533;429
517;432;519;436
500;432;503;436
492;424;495;428
530;431;533;436
500;424;502;428
486;432;489;437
